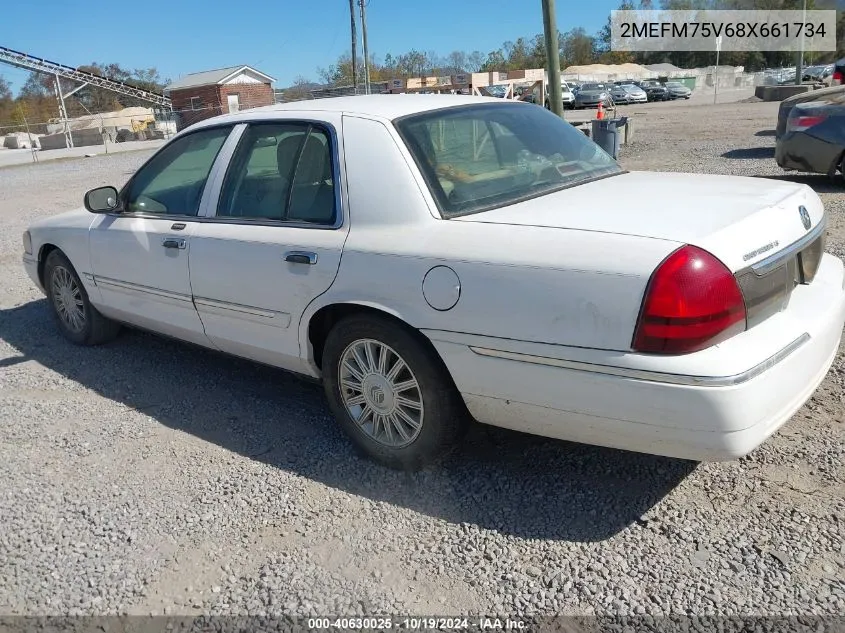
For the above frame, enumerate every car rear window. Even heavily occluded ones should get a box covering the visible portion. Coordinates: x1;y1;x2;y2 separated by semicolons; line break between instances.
394;103;623;218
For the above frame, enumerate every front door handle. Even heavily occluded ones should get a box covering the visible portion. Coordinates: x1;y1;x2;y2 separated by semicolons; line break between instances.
162;238;186;249
284;251;318;265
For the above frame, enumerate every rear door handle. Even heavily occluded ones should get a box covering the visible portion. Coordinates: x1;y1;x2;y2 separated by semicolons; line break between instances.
162;238;186;249
284;251;317;265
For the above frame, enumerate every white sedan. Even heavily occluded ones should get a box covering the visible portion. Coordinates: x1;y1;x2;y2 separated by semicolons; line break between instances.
22;95;845;470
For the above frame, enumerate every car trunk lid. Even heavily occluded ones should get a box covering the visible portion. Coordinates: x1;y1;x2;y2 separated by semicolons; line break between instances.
454;170;823;274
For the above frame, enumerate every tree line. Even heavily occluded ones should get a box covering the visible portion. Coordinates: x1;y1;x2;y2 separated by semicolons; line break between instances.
285;0;844;96
2;0;843;128
0;63;166;133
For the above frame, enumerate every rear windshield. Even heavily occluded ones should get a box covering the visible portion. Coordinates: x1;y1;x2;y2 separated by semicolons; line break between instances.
394;103;623;218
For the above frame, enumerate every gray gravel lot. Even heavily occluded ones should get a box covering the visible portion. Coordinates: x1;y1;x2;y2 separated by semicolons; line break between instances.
0;99;843;619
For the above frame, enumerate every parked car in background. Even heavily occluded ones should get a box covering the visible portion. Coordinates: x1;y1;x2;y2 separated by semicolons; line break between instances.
832;57;845;85
779;69;798;85
573;82;612;108
22;95;845;470
611;83;648;104
803;64;834;84
665;81;692;99
776;92;845;178
555;82;576;108
516;87;535;103
610;84;631;103
486;85;507;98
545;81;575;110
776;84;845;139
802;65;822;81
641;81;670;101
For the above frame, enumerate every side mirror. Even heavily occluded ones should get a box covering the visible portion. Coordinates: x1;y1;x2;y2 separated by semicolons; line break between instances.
84;186;119;213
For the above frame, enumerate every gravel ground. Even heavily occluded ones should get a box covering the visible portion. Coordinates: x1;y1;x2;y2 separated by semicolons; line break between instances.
0;99;843;620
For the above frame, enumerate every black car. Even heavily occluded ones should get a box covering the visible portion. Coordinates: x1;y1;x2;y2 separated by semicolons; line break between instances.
776;84;845;139
641;82;669;101
776;93;845;178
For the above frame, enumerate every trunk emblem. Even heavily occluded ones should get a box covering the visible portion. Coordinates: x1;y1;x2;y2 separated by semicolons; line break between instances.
743;241;779;261
799;206;811;230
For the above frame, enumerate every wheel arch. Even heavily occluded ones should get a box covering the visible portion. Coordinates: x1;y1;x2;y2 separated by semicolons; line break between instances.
37;243;61;288
304;301;455;384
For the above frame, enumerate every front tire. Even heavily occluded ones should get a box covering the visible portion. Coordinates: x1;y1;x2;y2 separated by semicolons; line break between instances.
44;249;121;346
322;314;468;470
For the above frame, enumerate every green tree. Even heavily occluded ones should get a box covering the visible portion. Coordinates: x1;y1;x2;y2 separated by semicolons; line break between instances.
560;28;597;66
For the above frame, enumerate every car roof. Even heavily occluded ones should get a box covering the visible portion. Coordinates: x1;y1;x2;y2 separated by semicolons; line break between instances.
197;94;508;126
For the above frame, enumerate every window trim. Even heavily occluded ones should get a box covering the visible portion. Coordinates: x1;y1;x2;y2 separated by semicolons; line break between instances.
204;119;345;230
190;96;202;111
115;124;237;220
392;102;625;219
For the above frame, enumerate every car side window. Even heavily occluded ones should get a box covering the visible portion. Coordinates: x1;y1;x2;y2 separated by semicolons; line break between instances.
217;122;337;225
125;126;232;216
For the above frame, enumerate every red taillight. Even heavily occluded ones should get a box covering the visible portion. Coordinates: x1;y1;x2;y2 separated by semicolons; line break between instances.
787;114;828;132
832;70;843;85
632;245;747;354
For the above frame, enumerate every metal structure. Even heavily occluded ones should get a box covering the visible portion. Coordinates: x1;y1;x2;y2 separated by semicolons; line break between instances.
541;0;563;117
348;0;359;94
359;0;371;94
0;45;171;148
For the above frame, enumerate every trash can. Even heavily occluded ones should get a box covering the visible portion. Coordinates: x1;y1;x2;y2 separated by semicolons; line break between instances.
591;116;627;159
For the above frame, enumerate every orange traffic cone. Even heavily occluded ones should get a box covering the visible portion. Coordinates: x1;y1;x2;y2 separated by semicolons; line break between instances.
596;101;605;121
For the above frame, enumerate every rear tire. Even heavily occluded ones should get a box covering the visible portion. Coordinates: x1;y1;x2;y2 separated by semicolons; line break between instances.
44;249;121;346
322;314;468;470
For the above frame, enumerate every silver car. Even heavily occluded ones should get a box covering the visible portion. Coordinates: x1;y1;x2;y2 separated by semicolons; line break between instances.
665;81;692;100
611;84;647;104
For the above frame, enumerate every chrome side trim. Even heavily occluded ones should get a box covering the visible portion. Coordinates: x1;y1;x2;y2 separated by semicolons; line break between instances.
94;276;193;303
193;296;291;328
744;217;826;277
468;333;811;387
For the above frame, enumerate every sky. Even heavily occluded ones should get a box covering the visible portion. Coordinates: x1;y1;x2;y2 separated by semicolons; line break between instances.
1;0;617;92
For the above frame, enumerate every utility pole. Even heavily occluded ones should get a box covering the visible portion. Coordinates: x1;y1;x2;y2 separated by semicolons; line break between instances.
794;0;807;85
542;0;563;117
360;0;372;94
714;36;721;105
349;0;359;93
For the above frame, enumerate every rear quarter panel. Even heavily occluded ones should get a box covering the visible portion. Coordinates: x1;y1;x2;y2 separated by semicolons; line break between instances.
300;114;680;358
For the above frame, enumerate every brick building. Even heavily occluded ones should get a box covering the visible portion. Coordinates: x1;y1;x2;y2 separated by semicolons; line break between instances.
165;65;276;131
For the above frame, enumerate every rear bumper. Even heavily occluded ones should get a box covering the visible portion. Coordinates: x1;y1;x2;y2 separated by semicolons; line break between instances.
426;254;845;461
776;132;843;174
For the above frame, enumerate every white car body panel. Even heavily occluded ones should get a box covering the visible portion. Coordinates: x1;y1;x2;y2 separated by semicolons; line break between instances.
88;214;211;347
191;221;348;372
25;209;97;298
432;253;844;460
189;112;350;372
22;95;845;462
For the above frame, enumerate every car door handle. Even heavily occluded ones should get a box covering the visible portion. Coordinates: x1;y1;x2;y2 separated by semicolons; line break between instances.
284;251;317;265
162;238;186;249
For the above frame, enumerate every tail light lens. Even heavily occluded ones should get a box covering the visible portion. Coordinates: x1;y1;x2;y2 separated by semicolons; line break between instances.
632;245;747;354
832;70;843;85
787;113;828;132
